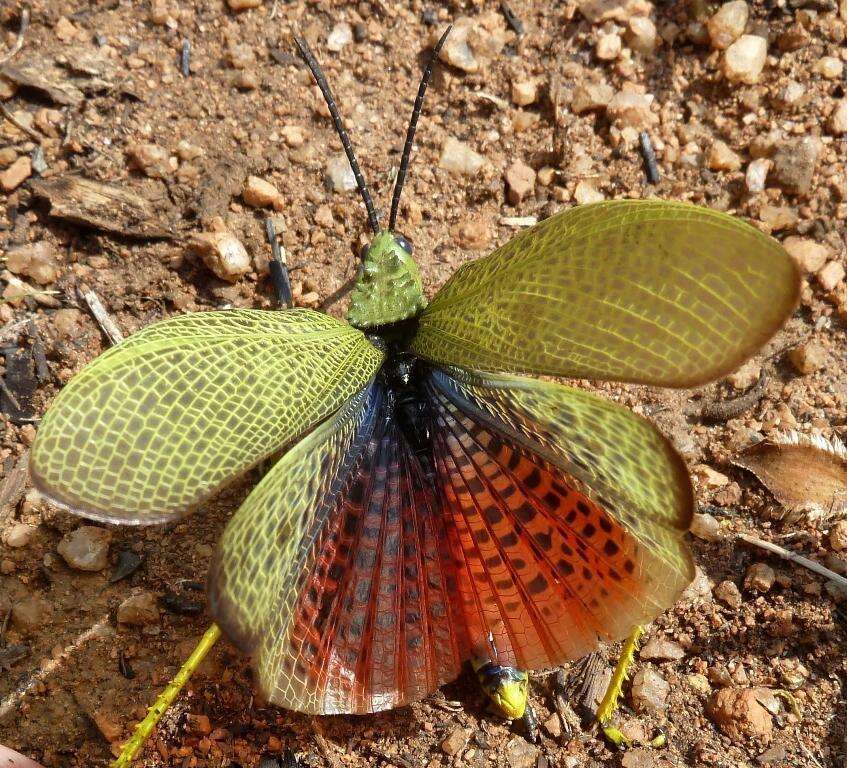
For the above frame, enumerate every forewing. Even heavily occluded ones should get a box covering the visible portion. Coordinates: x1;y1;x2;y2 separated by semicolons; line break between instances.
30;309;383;524
412;200;799;386
208;381;465;715
426;367;693;669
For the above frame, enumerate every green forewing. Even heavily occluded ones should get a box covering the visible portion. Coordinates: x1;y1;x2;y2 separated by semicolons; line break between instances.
412;200;800;386
30;309;383;524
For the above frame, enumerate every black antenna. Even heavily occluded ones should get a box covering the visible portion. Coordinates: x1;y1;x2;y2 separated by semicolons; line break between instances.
265;218;292;308
388;25;452;233
294;34;381;235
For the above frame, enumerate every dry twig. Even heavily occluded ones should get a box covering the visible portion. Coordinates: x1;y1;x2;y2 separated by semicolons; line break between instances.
738;533;847;592
77;284;124;345
0;8;29;65
0;101;42;143
692;372;768;423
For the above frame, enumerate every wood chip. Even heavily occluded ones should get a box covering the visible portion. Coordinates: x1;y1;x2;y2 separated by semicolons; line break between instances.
30;176;174;238
0;62;84;106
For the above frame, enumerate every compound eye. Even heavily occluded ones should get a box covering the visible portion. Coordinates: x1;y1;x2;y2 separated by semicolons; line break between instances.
394;233;413;255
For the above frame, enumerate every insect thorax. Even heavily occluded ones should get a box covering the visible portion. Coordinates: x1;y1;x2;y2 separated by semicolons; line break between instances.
346;231;427;330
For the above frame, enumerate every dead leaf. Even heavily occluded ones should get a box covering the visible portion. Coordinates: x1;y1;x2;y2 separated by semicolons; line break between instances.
733;432;847;516
30;176;175;239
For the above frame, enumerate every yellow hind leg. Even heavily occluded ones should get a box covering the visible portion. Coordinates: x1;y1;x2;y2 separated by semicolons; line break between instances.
111;623;221;767
595;625;644;748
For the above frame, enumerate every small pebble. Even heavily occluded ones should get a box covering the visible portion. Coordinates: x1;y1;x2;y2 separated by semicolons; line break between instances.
280;125;306;148
723;35;767;85
745;158;770;192
759;205;798;231
743;562;776;593
757;746;789;764
690;512;722;542
0;156;32;191
441;726;469;756
630;668;670;713
3;523;35;548
707;140;741;172
314;204;335;228
186;713;212;735
715;579;743;609
12;594;49;632
227;0;261;9
176;140;203;162
542;713;561;739
54;16;78;43
606;90;658;129
511;79;538;107
814;56;843;79
640;637;686;661
783;237;830;274
777;22;809;52
234;70;259;90
57;526;111;572
53;308;83;339
621;749;659;768
117;591;160;626
243;175;284;210
707;687;774;742
707;1;749;50
189;230;251;282
327;22;353;52
5;242;60;285
772;80;806;112
325;153;358;191
127;142;173;178
0;147;18;168
828;99;847;135
505;159;536;205
92;711;122;742
788;341;826;375
596;33;622;60
571;81;614;113
726;359;761;390
770;136;819;196
451;219;491;251
693;464;730;489
439;137;486;177
818;261;845;292
574;179;605;204
110;550;143;583
437;18;480;73
626;16;657;55
504;737;539;768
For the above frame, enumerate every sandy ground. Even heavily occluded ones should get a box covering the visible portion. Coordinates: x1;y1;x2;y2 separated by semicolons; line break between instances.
1;0;846;766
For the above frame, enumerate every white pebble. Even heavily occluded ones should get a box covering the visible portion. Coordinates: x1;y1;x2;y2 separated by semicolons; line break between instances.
439;137;486;177
327;22;353;52
325;153;357;192
723;34;767;85
707;1;749;50
745;158;771;192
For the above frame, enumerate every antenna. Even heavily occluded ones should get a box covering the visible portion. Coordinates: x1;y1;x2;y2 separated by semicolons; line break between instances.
388;25;452;233
293;34;381;235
